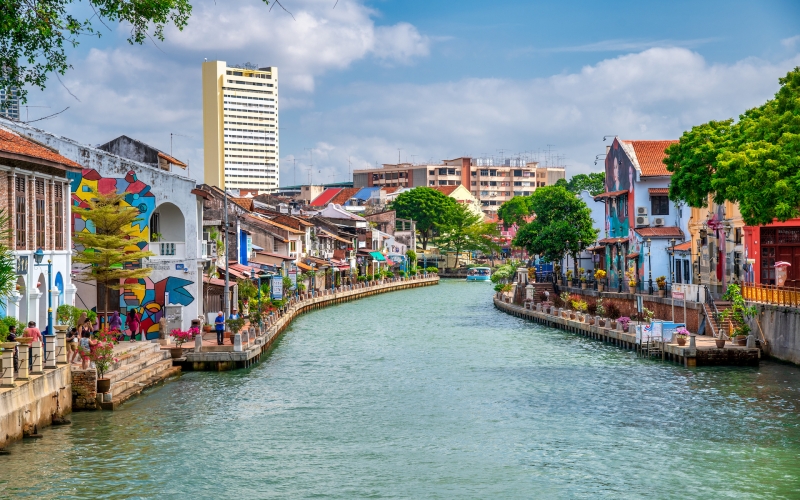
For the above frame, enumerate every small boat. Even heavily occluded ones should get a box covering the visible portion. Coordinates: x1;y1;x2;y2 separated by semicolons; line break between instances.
466;267;492;282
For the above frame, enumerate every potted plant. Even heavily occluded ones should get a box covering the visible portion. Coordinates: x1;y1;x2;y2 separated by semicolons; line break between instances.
617;316;631;332
150;232;163;242
580;275;587;290
91;330;119;394
719;284;757;346
227;317;245;344
675;327;690;346
566;269;573;287
203;323;213;333
656;276;667;297
594;269;606;291
554;264;562;285
170;329;193;358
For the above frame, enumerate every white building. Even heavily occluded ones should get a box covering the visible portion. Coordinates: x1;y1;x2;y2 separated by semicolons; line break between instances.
203;61;279;194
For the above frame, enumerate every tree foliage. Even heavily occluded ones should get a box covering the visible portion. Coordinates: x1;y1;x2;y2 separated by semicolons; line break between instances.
665;67;800;225
497;196;531;229
72;188;154;323
0;209;15;299
554;173;606;196
435;203;499;268
390;187;458;250
513;186;598;266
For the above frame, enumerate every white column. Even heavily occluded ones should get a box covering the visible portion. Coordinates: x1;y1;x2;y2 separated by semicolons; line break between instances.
27;289;42;325
1;343;17;387
64;283;78;307
45;335;56;368
5;291;22;321
30;341;43;374
49;287;59;330
56;331;67;364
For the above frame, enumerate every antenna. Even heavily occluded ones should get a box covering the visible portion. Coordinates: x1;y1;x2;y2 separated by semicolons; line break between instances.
21;105;49;122
398;148;403;165
603;135;616;142
304;148;314;184
170;132;190;157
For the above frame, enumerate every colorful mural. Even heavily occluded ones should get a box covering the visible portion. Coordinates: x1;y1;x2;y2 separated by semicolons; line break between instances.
69;168;195;338
604;140;640;287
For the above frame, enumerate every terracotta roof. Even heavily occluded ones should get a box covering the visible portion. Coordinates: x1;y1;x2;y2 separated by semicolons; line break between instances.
594;189;628;200
157;151;186;168
0;127;81;169
382;187;399;194
310;188;343;207
231;198;254;211
623;140;677;177
648;188;670;195
634;227;684;239
626;252;640;259
202;274;233;288
329;187;360;206
670;241;692;252
586;245;605;252
246;214;305;234
318;229;352;245
431;185;460;196
296;261;313;271
598;237;628;244
255;251;294;260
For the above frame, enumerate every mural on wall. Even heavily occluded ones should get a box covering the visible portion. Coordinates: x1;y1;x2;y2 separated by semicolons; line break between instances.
604;140;641;286
69;168;194;336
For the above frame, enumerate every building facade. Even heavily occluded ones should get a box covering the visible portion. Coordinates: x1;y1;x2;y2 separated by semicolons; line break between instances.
203;61;279;193
0;88;20;121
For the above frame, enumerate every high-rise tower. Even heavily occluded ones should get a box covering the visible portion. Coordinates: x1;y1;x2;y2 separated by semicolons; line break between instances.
203;61;279;193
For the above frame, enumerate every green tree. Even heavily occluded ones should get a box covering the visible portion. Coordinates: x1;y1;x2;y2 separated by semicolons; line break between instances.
72;188;154;325
435;204;500;268
0;209;15;299
665;67;800;225
513;186;598;270
390;187;458;250
497;196;531;228
556;173;606;196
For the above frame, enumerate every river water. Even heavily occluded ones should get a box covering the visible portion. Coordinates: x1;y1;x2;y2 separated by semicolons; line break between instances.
2;280;800;499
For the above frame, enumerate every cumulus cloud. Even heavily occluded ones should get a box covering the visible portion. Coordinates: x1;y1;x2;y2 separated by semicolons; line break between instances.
284;47;800;182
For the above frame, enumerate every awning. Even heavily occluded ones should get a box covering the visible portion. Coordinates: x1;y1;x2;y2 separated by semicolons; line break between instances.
369;251;386;261
593;189;628;201
296;262;313;271
598;237;628;244
626;252;640;259
586;245;605;252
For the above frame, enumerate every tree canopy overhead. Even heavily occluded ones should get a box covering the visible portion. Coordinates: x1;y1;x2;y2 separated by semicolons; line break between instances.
390;187;458;250
512;185;598;266
665;67;800;226
555;173;606;196
435;203;499;267
497;196;531;229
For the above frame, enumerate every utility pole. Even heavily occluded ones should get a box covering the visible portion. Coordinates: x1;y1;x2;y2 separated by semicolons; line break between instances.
223;188;230;320
398;148;403;164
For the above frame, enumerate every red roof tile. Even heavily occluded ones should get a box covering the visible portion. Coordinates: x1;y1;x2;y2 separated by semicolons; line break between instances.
310;188;343;207
382;187;399;194
634;227;684;238
431;185;460;196
594;189;628;200
329;187;360;206
231;198;254;211
671;241;692;251
0;128;80;168
648;188;670;195
623;140;677;177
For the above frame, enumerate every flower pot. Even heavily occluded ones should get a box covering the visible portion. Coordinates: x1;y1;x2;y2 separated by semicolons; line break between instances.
97;378;111;394
557;280;563;286
203;325;213;333
735;336;748;346
657;290;665;297
16;336;33;346
676;337;687;346
567;281;573;288
597;284;604;292
610;321;617;330
581;283;587;289
715;338;726;348
170;347;184;359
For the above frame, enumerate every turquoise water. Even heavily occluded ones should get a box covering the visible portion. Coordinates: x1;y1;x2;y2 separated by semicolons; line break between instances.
2;280;800;499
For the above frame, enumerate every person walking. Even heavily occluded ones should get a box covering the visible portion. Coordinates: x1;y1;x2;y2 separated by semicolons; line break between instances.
66;327;80;364
109;311;122;335
7;325;18;372
79;328;91;370
127;309;141;342
214;311;225;346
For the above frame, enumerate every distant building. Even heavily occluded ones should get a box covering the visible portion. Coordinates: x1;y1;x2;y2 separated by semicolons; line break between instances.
203;61;279;193
0;88;20;121
353;156;565;216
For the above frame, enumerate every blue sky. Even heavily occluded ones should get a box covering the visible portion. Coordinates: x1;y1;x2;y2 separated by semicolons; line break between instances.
21;0;800;186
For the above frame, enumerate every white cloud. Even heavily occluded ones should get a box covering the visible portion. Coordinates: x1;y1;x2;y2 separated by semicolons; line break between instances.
781;35;800;48
284;47;800;181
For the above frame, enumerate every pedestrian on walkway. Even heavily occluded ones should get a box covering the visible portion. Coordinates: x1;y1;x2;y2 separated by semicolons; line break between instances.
25;321;42;342
128;309;141;342
215;311;225;345
79;329;91;370
66;327;80;364
109;311;122;335
7;325;18;372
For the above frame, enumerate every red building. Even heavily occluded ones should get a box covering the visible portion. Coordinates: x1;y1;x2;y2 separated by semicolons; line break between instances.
745;219;800;287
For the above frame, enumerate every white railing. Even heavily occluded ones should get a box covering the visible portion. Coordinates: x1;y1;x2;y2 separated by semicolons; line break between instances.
150;241;186;259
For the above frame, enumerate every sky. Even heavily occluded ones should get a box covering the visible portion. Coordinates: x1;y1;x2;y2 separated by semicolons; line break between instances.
18;0;800;187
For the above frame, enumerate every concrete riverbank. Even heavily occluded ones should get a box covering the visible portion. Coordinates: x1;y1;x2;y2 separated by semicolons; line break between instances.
178;275;440;371
493;295;760;367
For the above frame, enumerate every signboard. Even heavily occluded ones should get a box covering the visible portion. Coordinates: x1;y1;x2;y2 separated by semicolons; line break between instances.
16;256;28;275
288;269;297;290
175;263;185;271
671;291;684;300
271;275;284;300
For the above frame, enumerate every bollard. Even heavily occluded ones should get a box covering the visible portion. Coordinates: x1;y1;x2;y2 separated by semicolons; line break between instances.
689;334;696;349
45;335;56;368
195;334;203;353
1;342;17;387
56;331;67;364
17;344;29;380
233;333;242;352
746;334;755;348
595;315;601;327
31;341;43;374
616;321;624;332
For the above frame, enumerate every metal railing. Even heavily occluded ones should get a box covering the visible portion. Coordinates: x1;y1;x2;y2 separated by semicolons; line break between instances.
742;283;800;308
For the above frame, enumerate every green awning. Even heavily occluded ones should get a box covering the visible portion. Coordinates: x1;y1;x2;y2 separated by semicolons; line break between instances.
369;251;386;261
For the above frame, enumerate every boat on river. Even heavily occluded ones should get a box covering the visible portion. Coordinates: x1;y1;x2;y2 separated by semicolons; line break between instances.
466;267;491;282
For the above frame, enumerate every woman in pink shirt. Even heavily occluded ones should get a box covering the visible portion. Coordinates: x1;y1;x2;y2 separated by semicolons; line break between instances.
25;321;42;342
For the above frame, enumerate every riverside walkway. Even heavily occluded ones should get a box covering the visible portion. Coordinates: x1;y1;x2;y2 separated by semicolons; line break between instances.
493;293;760;367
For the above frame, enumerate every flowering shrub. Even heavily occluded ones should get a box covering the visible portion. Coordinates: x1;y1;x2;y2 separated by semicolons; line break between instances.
594;269;607;280
616;316;631;328
171;329;194;347
675;327;690;338
90;332;119;379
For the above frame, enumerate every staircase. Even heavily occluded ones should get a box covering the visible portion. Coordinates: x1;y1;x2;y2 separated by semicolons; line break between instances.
100;342;180;410
530;282;556;303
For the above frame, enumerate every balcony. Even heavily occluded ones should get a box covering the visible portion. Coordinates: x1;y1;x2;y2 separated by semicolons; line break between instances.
150;241;186;259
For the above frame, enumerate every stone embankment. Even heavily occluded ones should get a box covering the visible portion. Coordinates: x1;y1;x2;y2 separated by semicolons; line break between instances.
494;294;760;367
179;275;440;371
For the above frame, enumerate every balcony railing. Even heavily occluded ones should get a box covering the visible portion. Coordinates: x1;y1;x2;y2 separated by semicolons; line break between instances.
743;283;800;308
150;241;186;259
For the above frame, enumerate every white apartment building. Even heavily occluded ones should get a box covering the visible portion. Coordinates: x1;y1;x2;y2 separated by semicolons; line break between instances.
203;61;279;194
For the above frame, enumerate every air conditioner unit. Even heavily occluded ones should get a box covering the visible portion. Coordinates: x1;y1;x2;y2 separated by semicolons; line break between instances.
636;206;648;216
653;217;666;227
636;216;649;227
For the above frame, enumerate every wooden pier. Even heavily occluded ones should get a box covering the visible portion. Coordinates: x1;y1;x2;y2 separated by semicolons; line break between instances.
493;295;760;367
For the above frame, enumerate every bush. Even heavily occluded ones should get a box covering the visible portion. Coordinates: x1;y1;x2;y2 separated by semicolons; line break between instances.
606;303;620;319
587;301;598;316
425;266;438;274
357;276;367;282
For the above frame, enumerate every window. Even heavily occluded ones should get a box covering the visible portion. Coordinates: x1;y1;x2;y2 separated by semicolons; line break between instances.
35;180;45;248
480;169;489;176
448;169;456;175
429;170;435;175
513;170;522;177
651;196;669;215
438;180;448;185
471;181;476;186
429;180;435;186
15;176;25;249
290;241;297;252
617;195;628;218
513;181;522;186
54;183;64;249
439;168;447;175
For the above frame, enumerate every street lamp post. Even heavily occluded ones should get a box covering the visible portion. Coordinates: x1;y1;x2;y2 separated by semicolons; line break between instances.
646;238;652;295
33;248;53;337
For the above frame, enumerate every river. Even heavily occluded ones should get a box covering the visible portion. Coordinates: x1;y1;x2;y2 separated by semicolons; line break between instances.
2;280;799;499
